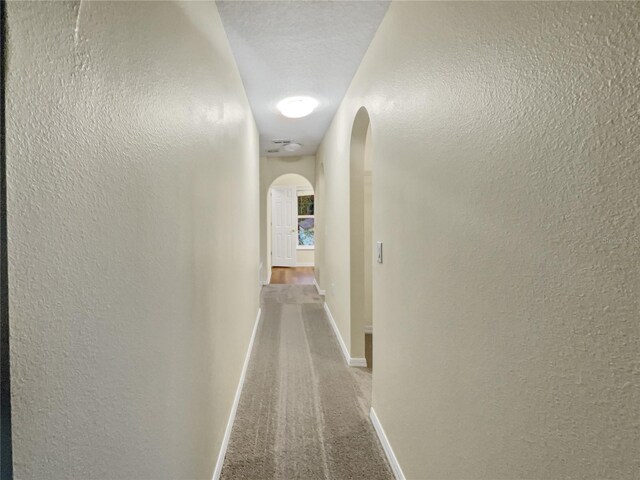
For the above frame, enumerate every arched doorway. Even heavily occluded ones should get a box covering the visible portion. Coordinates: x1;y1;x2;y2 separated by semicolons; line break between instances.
350;107;373;368
267;173;315;284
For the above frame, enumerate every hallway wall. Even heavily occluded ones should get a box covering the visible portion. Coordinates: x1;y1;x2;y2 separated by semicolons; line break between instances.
6;2;260;478
316;2;640;478
259;155;315;283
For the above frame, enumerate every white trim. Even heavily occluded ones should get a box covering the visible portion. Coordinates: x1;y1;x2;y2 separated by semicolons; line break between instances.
296;262;315;267
370;408;406;480
322;302;366;367
323;302;350;365
313;278;326;296
262;269;272;286
364;324;373;334
296;245;315;250
349;357;368;367
212;308;262;480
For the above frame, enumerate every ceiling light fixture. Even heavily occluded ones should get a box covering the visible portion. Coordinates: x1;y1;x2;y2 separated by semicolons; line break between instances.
283;142;302;152
276;96;319;118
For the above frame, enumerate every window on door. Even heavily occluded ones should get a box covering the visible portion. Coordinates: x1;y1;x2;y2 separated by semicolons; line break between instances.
297;190;314;248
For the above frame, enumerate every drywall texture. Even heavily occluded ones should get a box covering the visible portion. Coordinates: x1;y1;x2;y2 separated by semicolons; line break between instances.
316;2;640;478
314;164;326;289
260;156;315;281
217;0;389;156
6;2;260;478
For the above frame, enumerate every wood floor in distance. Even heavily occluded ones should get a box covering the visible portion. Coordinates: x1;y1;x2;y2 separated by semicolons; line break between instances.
270;266;315;285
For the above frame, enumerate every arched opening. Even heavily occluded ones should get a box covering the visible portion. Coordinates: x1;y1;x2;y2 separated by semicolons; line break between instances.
267;173;315;284
350;107;373;368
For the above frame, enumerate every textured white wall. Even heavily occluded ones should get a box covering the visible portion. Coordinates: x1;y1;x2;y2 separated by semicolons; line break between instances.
6;2;260;478
259;156;315;281
316;2;640;478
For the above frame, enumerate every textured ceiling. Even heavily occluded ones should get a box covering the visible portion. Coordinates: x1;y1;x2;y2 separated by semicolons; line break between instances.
217;0;390;157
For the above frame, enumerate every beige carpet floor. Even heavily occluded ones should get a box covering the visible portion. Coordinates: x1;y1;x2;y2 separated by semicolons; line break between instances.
220;285;393;480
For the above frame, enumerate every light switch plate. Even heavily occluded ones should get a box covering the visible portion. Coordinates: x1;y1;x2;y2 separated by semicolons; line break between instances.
376;241;383;263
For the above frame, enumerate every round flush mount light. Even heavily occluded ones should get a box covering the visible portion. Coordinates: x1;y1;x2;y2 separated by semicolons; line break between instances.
276;96;319;118
283;142;303;152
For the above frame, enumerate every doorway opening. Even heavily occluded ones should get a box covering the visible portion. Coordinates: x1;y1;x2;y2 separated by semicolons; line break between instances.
350;107;373;369
267;173;315;284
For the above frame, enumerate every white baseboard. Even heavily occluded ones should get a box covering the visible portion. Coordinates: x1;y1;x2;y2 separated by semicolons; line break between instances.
212;307;262;480
349;357;368;367
296;262;315;267
262;270;272;286
364;324;373;334
313;278;326;296
322;302;367;368
323;302;350;365
370;408;405;480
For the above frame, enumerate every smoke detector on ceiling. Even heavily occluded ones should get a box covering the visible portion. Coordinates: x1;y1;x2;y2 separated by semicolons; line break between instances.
282;143;302;153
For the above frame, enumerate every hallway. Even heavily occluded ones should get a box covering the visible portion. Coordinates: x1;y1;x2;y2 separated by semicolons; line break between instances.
3;1;639;479
220;285;391;480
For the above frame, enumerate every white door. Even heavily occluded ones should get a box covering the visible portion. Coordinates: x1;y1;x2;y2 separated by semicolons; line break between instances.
271;187;297;267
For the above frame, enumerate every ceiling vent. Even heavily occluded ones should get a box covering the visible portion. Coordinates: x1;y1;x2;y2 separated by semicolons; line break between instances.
266;148;280;153
272;139;292;144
